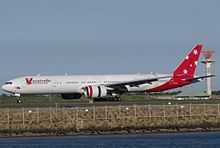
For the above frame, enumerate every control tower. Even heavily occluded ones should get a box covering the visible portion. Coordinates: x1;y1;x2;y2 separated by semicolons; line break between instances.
201;49;215;96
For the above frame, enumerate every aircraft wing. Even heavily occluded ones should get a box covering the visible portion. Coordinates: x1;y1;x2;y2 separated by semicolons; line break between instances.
105;75;171;92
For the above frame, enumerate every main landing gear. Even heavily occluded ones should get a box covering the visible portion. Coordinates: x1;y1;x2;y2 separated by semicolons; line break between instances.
89;96;121;103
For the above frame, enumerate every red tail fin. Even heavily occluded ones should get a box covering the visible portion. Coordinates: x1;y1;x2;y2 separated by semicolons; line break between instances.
146;44;203;92
173;44;203;79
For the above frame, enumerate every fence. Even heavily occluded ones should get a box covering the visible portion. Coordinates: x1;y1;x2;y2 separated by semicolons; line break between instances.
0;104;220;132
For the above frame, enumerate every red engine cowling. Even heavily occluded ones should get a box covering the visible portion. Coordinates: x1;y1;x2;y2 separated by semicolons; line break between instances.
83;85;108;98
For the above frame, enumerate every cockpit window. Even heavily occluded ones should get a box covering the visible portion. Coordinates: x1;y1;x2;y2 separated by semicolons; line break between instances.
5;82;13;85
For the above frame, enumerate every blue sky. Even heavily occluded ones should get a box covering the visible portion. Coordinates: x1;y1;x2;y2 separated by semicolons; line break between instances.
0;0;219;92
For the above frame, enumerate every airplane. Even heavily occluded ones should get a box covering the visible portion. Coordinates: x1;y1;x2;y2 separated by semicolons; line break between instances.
1;44;213;103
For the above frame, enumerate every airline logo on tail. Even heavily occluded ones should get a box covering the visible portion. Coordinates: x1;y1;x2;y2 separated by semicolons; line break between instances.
173;44;202;79
147;44;203;92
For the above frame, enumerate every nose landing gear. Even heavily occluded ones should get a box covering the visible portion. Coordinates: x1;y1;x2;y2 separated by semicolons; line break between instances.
16;98;22;104
14;93;22;104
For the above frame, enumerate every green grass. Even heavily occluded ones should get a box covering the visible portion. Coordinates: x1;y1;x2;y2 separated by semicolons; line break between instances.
0;95;85;108
0;94;220;108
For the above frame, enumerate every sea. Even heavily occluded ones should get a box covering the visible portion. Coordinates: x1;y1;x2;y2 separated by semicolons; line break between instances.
0;132;220;148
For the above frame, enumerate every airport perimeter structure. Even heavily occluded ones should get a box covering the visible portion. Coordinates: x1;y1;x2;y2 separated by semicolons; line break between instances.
1;104;220;136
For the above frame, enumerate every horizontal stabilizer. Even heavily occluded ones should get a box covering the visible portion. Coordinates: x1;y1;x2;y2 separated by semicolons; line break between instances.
190;75;215;83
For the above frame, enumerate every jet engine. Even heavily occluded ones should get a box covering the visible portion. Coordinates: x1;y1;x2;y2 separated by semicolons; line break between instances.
83;85;108;98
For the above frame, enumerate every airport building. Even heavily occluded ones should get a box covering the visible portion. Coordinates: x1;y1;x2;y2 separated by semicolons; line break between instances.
175;92;210;100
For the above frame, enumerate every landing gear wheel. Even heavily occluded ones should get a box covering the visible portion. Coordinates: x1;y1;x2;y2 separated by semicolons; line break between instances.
115;96;121;101
17;99;22;104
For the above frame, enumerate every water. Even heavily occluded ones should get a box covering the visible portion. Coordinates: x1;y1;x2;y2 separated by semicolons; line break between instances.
0;132;220;148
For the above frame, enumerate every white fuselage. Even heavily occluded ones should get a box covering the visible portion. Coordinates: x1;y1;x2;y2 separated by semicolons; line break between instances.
1;44;204;98
2;74;170;95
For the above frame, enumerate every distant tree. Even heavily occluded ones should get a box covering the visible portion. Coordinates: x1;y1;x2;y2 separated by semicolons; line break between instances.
213;90;220;95
1;93;7;97
151;91;182;96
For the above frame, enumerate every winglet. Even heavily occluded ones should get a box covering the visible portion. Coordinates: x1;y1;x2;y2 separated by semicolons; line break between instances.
173;44;203;79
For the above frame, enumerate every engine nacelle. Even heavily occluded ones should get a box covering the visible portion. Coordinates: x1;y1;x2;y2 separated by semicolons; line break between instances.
83;85;108;98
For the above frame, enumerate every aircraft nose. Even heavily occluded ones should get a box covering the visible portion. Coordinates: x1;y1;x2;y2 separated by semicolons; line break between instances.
1;85;7;91
1;84;13;93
